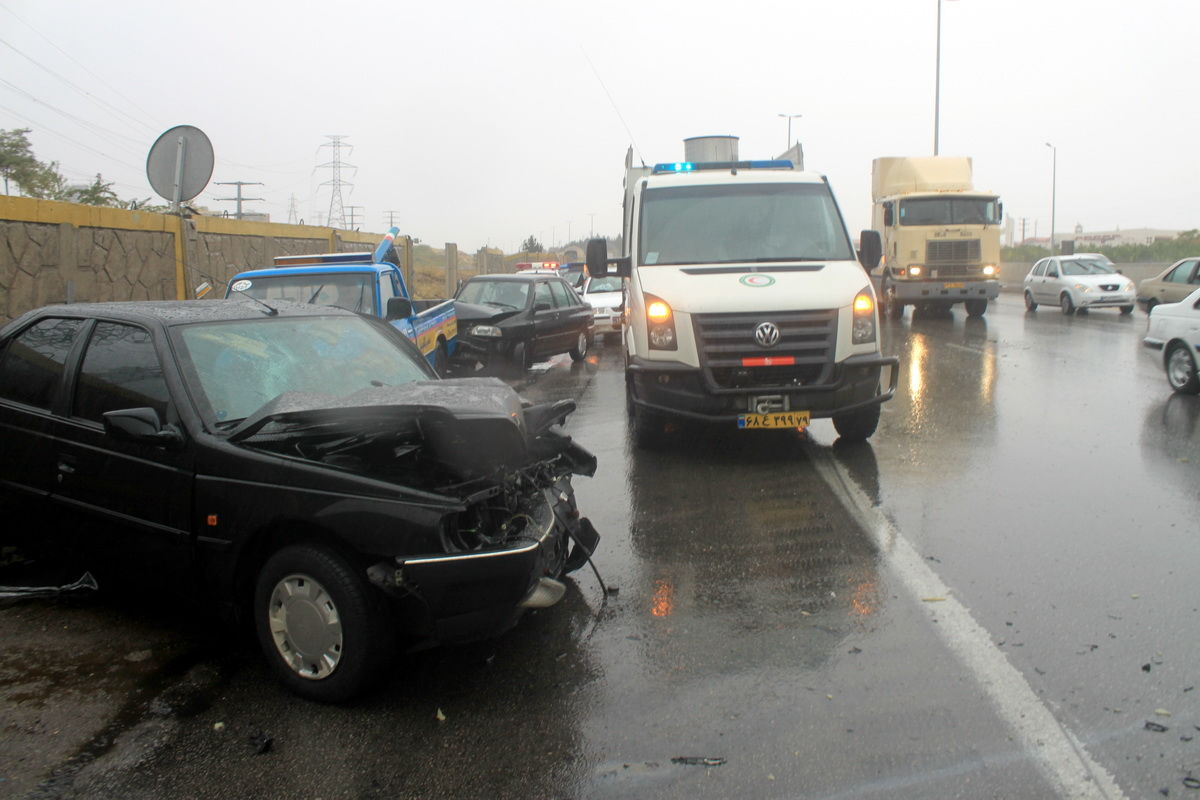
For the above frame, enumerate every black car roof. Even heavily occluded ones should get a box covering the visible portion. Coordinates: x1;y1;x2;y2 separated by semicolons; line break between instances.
2;299;355;335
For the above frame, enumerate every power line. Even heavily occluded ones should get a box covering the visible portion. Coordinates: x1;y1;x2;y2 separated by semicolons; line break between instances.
0;35;157;135
0;3;160;130
0;77;146;156
0;100;144;171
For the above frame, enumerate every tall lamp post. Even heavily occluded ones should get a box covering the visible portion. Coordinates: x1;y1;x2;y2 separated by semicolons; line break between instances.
931;0;940;154
778;113;801;152
1045;142;1056;254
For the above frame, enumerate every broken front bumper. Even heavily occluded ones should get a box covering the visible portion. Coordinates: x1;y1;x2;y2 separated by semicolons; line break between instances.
368;485;599;642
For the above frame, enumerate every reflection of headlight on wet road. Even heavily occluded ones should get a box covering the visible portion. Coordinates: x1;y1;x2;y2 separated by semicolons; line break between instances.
651;578;674;617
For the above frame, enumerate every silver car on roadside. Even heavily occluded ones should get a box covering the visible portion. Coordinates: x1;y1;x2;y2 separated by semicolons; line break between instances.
1022;255;1136;315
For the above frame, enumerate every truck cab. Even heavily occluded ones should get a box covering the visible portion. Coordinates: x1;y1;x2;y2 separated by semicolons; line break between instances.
588;138;898;445
226;229;458;374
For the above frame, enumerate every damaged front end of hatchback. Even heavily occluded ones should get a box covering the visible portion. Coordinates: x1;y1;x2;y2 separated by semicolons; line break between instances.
229;378;600;642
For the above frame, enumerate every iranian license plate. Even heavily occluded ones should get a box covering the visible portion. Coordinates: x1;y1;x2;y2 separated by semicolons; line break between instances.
943;282;965;289
737;411;811;429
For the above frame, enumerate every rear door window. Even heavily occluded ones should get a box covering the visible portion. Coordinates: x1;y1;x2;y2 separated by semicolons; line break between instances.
0;317;85;410
549;280;573;308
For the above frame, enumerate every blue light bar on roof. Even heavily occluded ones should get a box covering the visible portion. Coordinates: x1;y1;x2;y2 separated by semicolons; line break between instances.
652;159;795;174
273;252;374;266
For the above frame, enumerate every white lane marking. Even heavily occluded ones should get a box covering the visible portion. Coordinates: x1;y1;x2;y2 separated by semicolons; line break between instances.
945;341;986;354
809;447;1127;800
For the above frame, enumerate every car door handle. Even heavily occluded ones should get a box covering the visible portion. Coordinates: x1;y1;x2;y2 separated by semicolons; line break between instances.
56;460;77;475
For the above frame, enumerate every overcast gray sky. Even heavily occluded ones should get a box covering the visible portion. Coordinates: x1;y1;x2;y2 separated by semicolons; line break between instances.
2;0;1196;252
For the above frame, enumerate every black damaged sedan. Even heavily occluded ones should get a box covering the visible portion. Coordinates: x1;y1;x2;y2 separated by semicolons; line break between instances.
453;272;594;371
0;299;598;702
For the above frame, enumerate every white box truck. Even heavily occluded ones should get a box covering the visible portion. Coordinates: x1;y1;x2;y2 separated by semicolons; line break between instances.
870;156;1003;318
586;136;899;446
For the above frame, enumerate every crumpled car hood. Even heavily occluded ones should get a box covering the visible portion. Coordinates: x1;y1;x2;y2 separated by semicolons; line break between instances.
226;377;594;481
454;301;518;324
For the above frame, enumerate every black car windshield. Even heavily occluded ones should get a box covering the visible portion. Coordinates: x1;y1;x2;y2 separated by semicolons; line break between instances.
899;197;1001;226
1061;259;1116;276
230;273;375;314
175;316;428;426
638;182;854;266
457;280;530;310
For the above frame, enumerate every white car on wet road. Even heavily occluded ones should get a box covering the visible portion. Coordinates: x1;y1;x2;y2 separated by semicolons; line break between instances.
1022;254;1136;315
1144;286;1200;393
580;275;623;342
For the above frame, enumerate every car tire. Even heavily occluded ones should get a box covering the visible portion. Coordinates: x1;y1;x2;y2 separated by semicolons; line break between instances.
1146;298;1159;314
832;402;881;443
1024;291;1038;312
433;340;449;377
511;341;531;371
1060;292;1076;315
1166;342;1200;395
569;329;589;362
1119;305;1134;315
965;299;988;318
254;544;394;703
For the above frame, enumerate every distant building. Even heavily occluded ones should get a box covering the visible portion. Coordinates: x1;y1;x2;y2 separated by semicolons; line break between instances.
1021;225;1180;248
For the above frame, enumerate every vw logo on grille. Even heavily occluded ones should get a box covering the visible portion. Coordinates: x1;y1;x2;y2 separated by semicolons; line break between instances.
754;321;781;348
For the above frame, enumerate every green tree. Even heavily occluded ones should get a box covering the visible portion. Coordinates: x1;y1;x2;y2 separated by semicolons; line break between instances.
0;128;43;195
520;234;543;253
62;173;119;207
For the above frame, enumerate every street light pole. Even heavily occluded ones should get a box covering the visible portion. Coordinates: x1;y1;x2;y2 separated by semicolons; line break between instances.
934;0;942;155
777;113;801;152
1045;142;1057;254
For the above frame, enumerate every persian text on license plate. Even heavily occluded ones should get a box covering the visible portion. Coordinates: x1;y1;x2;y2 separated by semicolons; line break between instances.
943;282;965;288
737;411;811;430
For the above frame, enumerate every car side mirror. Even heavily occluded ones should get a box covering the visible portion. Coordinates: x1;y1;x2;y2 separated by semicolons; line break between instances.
103;407;183;448
858;230;882;270
386;297;413;320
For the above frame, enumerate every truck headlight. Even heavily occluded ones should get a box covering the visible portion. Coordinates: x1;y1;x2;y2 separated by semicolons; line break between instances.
645;293;677;350
982;264;997;277
472;325;502;337
907;266;922;277
852;288;876;345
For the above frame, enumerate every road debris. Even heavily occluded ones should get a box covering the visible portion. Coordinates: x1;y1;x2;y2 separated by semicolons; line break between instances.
1146;721;1169;733
671;757;726;767
249;729;273;754
1156;709;1173;717
436;708;446;722
0;572;98;600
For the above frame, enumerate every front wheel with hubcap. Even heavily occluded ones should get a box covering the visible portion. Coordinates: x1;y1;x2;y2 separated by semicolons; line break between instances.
1167;343;1200;394
254;544;394;703
1060;292;1076;315
569;329;589;361
832;403;881;443
1024;291;1038;311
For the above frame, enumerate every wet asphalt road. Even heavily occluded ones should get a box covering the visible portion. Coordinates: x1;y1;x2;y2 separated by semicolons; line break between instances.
2;294;1199;799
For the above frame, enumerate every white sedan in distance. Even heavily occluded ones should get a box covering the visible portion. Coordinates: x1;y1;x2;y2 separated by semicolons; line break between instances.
581;275;623;343
1023;254;1137;315
1144;286;1200;393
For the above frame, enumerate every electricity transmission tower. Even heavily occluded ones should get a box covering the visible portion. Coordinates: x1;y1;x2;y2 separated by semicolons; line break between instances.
317;136;355;229
214;181;264;220
287;194;300;225
383;210;401;227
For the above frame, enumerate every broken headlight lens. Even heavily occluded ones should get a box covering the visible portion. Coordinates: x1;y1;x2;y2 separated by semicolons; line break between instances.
472;325;502;337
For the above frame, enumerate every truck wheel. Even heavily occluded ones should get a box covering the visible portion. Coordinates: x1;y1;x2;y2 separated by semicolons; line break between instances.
964;299;988;318
1060;293;1076;315
569;329;589;361
882;282;903;319
832;403;881;443
1024;291;1038;312
254;544;394;703
433;340;449;377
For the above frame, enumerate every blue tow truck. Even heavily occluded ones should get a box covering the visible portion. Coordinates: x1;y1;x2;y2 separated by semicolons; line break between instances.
226;228;458;374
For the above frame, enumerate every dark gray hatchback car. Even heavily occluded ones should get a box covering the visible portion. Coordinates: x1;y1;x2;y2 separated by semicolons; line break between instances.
0;299;598;702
